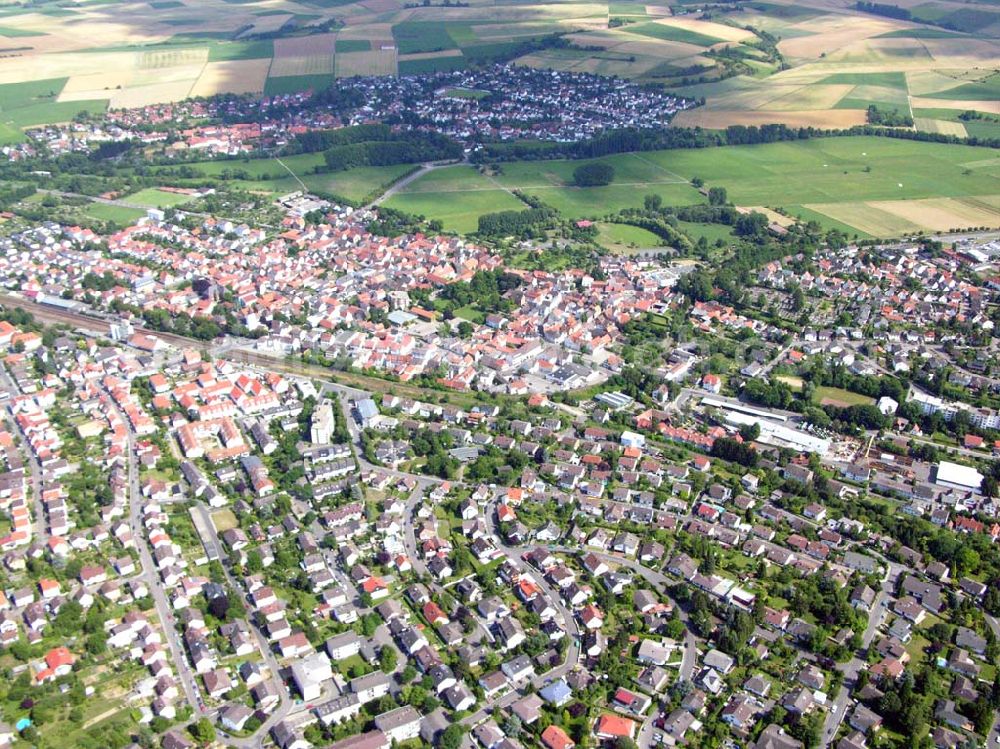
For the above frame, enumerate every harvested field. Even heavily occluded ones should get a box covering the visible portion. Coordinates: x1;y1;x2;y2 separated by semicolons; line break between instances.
268;34;336;78
804;201;922;236
274;32;336;58
672;108;868;128
913;117;968;136
779;17;899;60
190;58;269;97
109;80;194;107
657;16;755;42
359;0;400;11
335;48;396;76
805;195;1000;235
764;83;853;110
742;206;795;226
60;70;135;95
870;195;1000;231
909;97;1000;113
268;53;334;76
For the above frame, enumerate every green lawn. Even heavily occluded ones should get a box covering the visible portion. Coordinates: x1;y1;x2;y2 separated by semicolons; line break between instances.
441;87;490;99
453;305;486;323
813;386;875;406
125;188;195;208
676;219;734;245
775;375;804;391
596;222;664;250
83;203;146;226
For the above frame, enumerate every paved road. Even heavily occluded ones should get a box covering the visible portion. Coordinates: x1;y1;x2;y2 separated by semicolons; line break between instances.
821;560;900;746
113;399;206;718
0;364;46;541
366;158;465;208
190;503;295;746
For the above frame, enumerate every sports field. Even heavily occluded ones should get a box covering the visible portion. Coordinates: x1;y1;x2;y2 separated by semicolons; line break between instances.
814;386;875;408
387;137;1000;238
125;188;197;208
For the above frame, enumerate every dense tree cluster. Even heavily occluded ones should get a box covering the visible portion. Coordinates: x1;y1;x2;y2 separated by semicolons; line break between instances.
866;105;914;127
854;1;911;19
439;269;524;313
572;162;615;187
711;437;759;466
323;131;462;171
477;206;557;237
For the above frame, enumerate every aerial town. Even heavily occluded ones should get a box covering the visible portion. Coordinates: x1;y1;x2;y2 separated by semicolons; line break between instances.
0;168;996;749
0;6;994;749
16;66;693;160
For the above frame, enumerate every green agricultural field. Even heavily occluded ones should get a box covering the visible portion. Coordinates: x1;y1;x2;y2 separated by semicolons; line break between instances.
911;4;1000;33
923;72;1000;101
391;137;1000;237
643;137;1000;205
385;186;526;234
876;28;967;39
0;25;45;36
744;2;823;19
392;21;459;54
300;164;417;203
400;165;500;193
158;152;326;180
207;39;274;62
399;56;466;75
0;77;107;128
264;74;333;96
520;182;704;218
624;21;724;46
150;155;410;202
0;78;69;111
492;152;688;188
126;188;196;208
785;205;872;238
821;72;908;90
335;39;371;52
